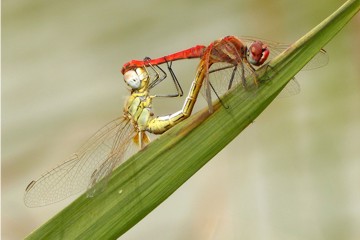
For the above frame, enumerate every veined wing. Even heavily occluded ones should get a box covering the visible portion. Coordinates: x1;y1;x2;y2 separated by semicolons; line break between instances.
206;59;303;98
24;117;137;207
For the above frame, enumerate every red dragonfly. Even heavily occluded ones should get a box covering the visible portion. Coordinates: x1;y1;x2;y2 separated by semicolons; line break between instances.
122;35;328;111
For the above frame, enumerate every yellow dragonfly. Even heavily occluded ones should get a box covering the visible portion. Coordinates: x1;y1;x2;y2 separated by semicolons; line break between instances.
24;60;208;207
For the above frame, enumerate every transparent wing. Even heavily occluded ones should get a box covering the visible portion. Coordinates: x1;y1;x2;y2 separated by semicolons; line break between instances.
207;62;253;96
205;64;301;102
24;117;138;207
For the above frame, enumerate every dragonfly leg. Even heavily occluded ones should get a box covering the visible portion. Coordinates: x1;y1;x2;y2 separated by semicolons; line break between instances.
138;131;150;149
145;57;164;87
227;65;238;90
149;60;184;98
210;81;229;109
133;131;150;149
239;61;248;89
165;61;184;97
243;60;259;87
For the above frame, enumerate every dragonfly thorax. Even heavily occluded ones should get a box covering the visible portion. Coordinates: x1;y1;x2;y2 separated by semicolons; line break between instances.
125;91;153;133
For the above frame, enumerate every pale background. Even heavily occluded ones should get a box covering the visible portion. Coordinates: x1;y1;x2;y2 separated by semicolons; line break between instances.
2;0;360;239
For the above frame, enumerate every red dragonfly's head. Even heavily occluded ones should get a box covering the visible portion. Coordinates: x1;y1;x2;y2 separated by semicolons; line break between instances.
247;41;269;66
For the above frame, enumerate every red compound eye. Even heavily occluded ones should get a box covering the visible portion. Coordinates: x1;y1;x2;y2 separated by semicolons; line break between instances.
248;41;269;66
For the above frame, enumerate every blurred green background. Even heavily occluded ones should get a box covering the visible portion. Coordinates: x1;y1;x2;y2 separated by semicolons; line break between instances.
2;0;359;239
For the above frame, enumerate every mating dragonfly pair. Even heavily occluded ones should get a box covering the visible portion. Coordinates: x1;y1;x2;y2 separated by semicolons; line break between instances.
24;36;328;207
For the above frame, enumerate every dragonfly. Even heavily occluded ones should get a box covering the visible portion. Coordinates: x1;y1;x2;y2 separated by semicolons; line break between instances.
122;35;328;112
24;55;210;207
24;35;327;207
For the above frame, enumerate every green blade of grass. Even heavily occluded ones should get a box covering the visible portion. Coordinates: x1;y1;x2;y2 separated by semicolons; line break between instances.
26;0;360;239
